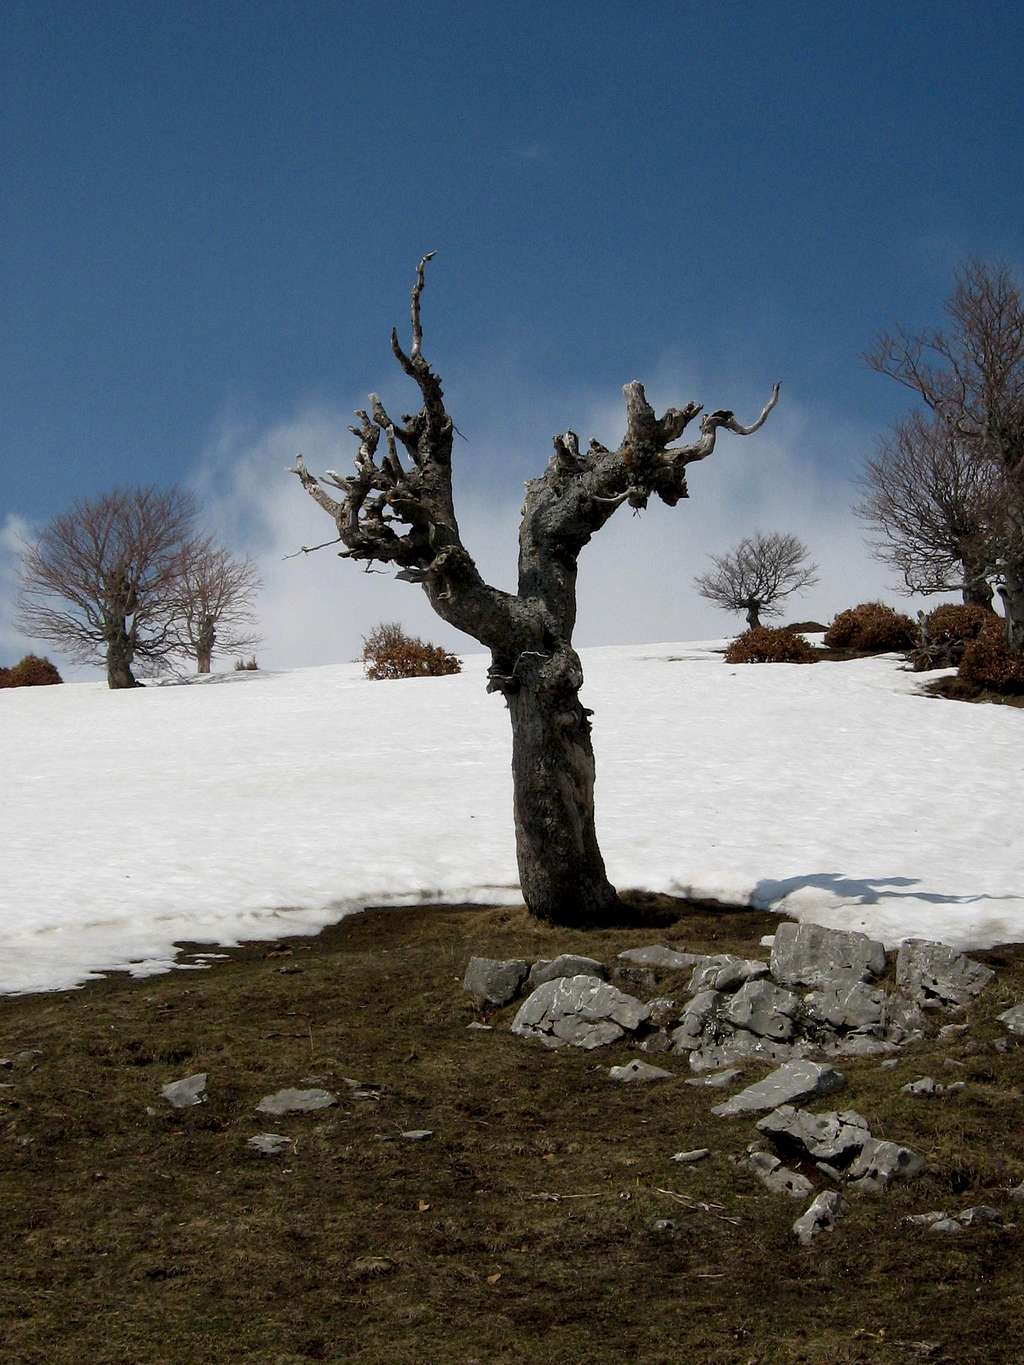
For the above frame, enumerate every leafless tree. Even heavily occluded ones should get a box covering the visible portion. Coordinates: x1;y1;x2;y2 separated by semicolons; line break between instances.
289;256;779;926
16;486;198;689
854;412;999;609
694;531;818;630
867;260;1024;650
171;540;262;673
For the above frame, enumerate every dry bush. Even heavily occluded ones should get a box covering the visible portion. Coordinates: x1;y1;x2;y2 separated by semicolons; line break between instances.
823;601;917;652
724;627;818;664
361;622;462;681
233;656;259;671
780;620;827;634
911;603;993;671
0;654;64;688
959;616;1024;692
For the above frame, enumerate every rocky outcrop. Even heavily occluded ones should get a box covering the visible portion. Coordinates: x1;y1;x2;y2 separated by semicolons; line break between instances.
510;974;650;1049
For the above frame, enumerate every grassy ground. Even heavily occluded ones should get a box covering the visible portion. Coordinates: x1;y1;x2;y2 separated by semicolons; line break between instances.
2;897;1023;1365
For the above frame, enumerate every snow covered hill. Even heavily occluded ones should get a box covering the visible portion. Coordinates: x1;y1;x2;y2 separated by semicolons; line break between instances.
1;640;1020;994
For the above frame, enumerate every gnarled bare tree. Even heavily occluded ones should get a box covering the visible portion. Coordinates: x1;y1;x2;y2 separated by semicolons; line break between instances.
289;257;779;925
17;486;199;689
171;540;262;674
867;260;1024;650
694;530;818;630
854;411;1000;609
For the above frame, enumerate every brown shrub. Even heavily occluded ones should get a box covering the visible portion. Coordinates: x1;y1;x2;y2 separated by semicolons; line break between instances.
958;616;1024;692
911;603;994;671
780;620;827;634
234;656;259;671
823;602;917;652
361;622;462;681
724;627;818;664
0;654;64;688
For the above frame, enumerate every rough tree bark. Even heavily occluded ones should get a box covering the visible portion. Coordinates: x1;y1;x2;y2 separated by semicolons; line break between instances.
290;257;779;925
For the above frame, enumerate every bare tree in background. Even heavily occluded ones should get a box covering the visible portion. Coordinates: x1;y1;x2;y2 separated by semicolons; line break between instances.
289;256;779;926
172;540;262;674
855;411;1000;609
17;486;198;689
867;260;1024;649
694;531;818;630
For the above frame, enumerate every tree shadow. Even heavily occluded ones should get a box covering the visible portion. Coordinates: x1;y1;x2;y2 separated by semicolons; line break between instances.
752;872;1015;908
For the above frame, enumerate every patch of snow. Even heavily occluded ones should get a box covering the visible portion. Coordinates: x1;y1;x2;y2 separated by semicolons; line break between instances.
1;641;1020;994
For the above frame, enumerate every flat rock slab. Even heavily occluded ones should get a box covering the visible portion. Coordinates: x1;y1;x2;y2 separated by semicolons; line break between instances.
793;1190;844;1246
756;1105;871;1164
160;1073;208;1108
463;957;530;1008
741;1148;814;1199
846;1137;925;1193
771;922;886;988
895;939;994;1009
247;1133;294;1156
609;1060;673;1083
671;1148;710;1164
512;974;650;1050
529;954;607;989
685;1068;743;1089
711;1060;846;1119
997;1003;1024;1036
617;945;699;971
256;1088;337;1115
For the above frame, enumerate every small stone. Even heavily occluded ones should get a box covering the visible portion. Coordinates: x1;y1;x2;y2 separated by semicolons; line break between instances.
993;1037;1010;1053
903;1210;950;1228
938;1023;970;1039
466;1022;493;1031
463;957;530;1008
1007;1182;1024;1203
711;1060;846;1119
742;1149;814;1199
942;1057;965;1070
247;1133;294;1156
770;923;885;989
256;1087;337;1115
928;1218;964;1235
638;1031;673;1054
688;955;768;995
13;1049;44;1067
651;1218;677;1233
512;975;651;1050
400;1129;433;1141
528;954;608;988
902;1076;940;1096
997;1003;1024;1037
793;1190;844;1246
879;1058;899;1069
160;1072;207;1109
759;935;776;948
670;1148;710;1164
846;1137;925;1194
608;1059;673;1083
684;1067;743;1089
278;964;303;975
756;1106;871;1164
618;945;699;971
957;1205;1001;1226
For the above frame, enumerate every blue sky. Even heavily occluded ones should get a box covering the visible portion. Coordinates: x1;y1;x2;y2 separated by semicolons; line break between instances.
3;0;1023;672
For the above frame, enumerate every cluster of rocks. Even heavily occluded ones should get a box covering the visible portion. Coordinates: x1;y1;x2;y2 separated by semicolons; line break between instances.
463;923;1020;1246
464;925;996;1070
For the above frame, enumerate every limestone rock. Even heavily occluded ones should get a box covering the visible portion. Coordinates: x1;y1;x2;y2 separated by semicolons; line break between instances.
528;954;607;989
997;1003;1024;1036
846;1137;924;1193
770;922;886;988
690;1032;805;1074
256;1087;337;1115
895;940;994;1010
160;1072;207;1109
684;1068;743;1089
1009;1182;1024;1204
247;1133;293;1156
879;993;927;1044
671;1148;710;1164
741;1148;814;1199
669;990;721;1052
638;1030;673;1054
901;1076;940;1096
805;979;885;1032
756;1105;871;1164
400;1129;433;1141
724;979;802;1041
688;955;768;994
511;974;650;1050
609;1059;673;1083
463;957;530;1007
793;1190;844;1246
711;1060;846;1118
957;1205;1002;1226
929;1218;964;1234
618;945;699;971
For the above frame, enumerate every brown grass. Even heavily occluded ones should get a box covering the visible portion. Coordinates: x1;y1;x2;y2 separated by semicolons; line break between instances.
2;898;1023;1364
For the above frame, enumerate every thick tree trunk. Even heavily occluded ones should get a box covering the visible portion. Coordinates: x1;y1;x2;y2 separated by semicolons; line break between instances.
745;602;762;629
504;646;620;926
196;618;215;674
105;623;140;689
999;567;1024;655
961;550;994;611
